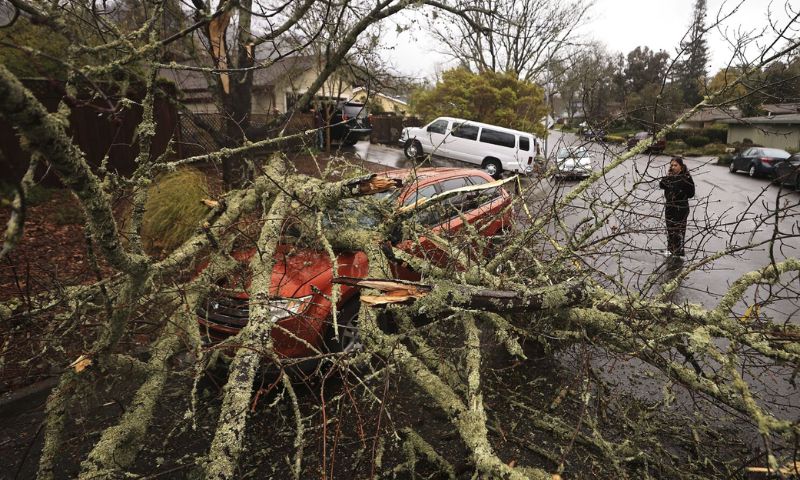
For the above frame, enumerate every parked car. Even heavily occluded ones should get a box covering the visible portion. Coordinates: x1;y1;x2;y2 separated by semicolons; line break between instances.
327;101;371;146
728;146;791;178
626;131;666;153
197;167;512;364
581;127;606;141
554;147;592;178
399;117;541;179
774;153;800;189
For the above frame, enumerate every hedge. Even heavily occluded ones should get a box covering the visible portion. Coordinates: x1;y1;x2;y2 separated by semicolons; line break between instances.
666;127;727;143
685;135;711;147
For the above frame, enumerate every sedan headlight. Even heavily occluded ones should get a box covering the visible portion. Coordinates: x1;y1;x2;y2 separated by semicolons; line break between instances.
266;295;313;322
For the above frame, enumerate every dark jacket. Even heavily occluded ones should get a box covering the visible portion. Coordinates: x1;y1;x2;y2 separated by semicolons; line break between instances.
660;173;695;210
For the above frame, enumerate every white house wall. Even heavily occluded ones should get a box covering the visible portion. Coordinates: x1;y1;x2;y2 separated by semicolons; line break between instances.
728;124;800;150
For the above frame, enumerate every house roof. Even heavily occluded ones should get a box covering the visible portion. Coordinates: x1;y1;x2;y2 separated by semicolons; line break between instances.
158;67;209;91
252;55;317;87
721;113;800;125
683;106;740;123
762;103;800;114
158;55;319;93
351;87;408;106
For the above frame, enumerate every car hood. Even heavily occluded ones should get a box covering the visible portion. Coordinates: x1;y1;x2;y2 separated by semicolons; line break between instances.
227;244;367;299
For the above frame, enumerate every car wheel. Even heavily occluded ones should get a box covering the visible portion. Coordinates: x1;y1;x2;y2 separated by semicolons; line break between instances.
342;137;358;147
728;161;736;173
326;298;362;354
748;164;757;178
482;158;502;179
796;176;800;191
404;140;423;161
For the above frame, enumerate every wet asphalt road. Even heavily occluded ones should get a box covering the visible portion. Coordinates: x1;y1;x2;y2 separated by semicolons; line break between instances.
348;133;800;422
348;133;800;320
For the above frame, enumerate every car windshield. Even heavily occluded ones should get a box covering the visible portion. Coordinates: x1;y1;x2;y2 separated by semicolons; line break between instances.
342;102;367;119
557;148;586;159
280;191;395;246
760;148;791;159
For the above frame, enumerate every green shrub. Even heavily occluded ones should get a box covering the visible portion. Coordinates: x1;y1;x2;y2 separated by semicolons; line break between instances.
717;153;733;165
665;130;688;141
705;126;728;143
702;143;729;155
0;182;53;206
665;140;688;155
141;169;209;255
685;135;710;147
666;127;727;143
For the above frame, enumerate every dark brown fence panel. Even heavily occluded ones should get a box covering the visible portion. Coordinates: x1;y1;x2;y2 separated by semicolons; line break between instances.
175;112;316;158
0;80;177;186
370;115;404;144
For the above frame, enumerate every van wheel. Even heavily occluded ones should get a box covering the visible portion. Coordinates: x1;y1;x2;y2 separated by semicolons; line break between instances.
404;140;423;161
482;158;502;179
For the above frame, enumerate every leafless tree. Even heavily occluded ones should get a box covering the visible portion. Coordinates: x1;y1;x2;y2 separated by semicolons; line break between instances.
426;0;594;82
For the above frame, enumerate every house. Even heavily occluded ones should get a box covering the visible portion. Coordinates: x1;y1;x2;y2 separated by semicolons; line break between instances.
722;114;800;150
679;106;740;129
761;103;800;115
350;87;409;115
158;55;355;115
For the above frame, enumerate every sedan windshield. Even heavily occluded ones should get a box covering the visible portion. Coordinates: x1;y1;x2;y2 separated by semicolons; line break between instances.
557;148;586;159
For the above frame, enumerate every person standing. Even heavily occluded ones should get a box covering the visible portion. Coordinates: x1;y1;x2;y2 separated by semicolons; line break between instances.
659;156;695;256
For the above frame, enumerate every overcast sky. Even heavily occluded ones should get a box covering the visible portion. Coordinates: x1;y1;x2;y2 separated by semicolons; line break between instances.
386;0;795;79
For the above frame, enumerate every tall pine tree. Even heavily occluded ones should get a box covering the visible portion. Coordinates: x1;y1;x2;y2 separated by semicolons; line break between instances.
675;0;709;105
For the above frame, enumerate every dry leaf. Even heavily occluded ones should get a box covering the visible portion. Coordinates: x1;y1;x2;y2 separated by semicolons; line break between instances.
358;177;401;195
69;354;92;373
202;199;220;208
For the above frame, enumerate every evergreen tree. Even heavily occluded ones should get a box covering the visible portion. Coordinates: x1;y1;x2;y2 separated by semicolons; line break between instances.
675;0;709;105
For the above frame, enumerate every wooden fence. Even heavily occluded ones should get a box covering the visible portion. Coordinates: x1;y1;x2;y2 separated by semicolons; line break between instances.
0;79;178;186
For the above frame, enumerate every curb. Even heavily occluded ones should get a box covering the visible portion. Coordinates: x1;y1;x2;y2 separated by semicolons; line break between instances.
0;377;58;419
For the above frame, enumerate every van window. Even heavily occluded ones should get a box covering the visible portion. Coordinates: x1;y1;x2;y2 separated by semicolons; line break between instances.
452;123;479;141
519;137;530;151
479;129;515;148
427;120;448;134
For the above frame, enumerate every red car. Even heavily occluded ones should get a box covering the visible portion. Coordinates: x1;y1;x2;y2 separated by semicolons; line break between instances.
197;168;512;361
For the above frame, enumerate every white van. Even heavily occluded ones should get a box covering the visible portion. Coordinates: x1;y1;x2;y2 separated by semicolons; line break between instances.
399;117;541;178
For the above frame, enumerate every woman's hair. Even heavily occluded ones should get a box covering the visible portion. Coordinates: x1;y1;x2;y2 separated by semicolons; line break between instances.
671;156;688;174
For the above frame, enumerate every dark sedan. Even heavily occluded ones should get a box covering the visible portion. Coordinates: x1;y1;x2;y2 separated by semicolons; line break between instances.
728;146;791;178
774;154;800;189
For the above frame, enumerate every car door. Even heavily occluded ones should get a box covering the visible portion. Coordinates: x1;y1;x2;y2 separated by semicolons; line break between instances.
447;121;481;164
423;119;451;156
736;147;756;170
395;176;471;267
